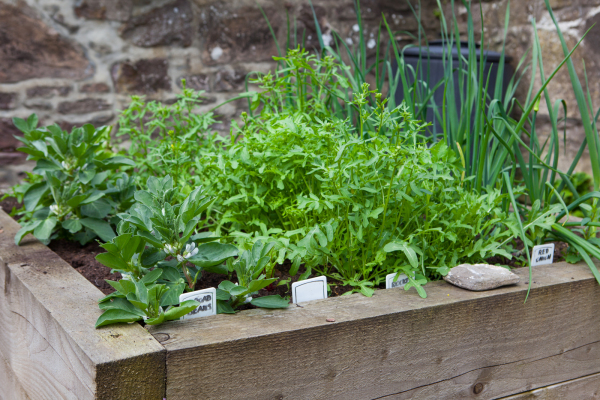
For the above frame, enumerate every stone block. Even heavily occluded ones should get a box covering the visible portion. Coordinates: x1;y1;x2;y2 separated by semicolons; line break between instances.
24;101;53;111
111;59;171;94
0;3;92;83
0;93;17;110
121;0;193;47
26;86;71;99
199;3;280;65
0;118;23;152
80;83;111;93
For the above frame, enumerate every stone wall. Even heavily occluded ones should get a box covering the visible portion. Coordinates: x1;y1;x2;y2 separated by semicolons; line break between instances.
0;0;598;179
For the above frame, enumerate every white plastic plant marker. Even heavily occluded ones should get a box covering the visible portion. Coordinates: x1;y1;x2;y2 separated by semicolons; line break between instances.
531;243;555;267
179;287;216;320
292;276;327;304
386;272;409;289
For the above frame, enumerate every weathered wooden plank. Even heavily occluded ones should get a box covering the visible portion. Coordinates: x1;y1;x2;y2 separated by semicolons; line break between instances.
150;261;600;400
0;346;31;400
0;209;166;399
500;372;600;399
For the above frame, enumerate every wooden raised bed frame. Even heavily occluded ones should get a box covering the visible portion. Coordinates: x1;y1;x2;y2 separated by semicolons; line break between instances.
1;208;600;400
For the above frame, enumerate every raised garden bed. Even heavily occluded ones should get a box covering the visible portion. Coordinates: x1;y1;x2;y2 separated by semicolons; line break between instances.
2;208;600;399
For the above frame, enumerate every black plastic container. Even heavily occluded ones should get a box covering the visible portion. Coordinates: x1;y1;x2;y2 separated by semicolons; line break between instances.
394;40;513;136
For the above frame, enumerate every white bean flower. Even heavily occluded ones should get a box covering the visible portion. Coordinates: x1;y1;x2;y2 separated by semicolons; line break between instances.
49;204;60;215
161;208;166;216
163;243;177;255
183;243;198;259
176;243;199;263
61;161;70;170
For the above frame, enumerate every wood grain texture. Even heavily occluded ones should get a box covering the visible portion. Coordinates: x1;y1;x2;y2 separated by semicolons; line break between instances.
0;345;31;400
150;261;600;400
500;372;600;399
0;209;166;399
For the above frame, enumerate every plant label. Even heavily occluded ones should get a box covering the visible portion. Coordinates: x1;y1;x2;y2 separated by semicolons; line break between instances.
386;272;409;289
292;276;327;304
531;243;555;266
179;288;216;320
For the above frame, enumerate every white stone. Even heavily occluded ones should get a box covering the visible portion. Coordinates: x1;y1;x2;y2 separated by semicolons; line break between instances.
210;46;223;60
443;264;520;291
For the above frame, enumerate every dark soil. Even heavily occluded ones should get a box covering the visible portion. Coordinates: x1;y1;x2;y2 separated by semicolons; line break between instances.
48;239;121;295
0;196;21;216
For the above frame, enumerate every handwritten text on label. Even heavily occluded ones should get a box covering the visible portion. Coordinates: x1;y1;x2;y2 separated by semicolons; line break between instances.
531;243;555;267
386;272;409;289
179;287;217;319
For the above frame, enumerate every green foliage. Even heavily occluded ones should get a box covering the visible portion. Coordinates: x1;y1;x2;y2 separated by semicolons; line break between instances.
9;115;135;245
268;0;600;291
94;175;238;327
116;175;238;290
95;270;200;328
193;51;516;296
556;172;593;217
217;240;289;313
117;80;217;193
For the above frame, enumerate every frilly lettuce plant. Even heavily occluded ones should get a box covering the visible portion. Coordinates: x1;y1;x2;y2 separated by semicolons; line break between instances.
8;114;135;245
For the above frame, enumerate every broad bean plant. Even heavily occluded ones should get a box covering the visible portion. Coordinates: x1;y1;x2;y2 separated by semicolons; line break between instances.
217;240;289;313
9;115;135;245
95;176;288;327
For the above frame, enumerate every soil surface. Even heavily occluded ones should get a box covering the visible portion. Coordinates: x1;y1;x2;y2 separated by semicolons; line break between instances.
48;239;121;295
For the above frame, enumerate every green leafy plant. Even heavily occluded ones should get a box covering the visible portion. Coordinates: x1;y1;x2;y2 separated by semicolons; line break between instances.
9;115;135;245
263;0;600;293
116;175;238;291
193;51;518;298
216;240;289;313
117;80;217;194
95;269;199;328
